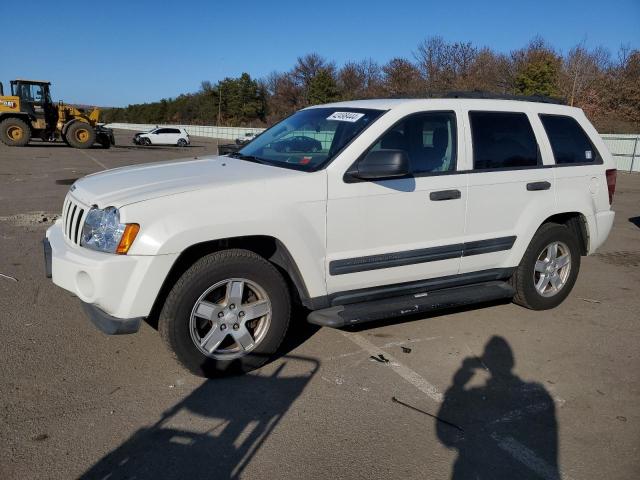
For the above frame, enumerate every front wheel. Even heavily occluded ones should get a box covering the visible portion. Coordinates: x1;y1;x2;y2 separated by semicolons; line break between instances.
511;223;581;310
66;121;96;149
159;249;291;377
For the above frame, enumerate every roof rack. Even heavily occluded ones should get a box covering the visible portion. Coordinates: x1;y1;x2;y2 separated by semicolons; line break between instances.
436;90;566;105
383;91;566;105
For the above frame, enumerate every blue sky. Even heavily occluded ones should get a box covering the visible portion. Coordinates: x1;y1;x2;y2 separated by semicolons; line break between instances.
3;0;638;106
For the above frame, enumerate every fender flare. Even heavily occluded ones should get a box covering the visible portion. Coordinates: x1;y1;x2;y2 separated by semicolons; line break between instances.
268;239;312;307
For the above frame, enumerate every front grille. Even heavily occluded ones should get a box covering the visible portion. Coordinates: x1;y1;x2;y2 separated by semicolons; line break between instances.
61;195;87;245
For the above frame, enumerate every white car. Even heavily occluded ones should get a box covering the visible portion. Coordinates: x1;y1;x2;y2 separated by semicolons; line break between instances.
44;96;616;377
134;127;190;146
235;132;259;145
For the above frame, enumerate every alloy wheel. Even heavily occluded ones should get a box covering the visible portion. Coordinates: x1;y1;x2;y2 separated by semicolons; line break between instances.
189;278;272;360
533;241;572;297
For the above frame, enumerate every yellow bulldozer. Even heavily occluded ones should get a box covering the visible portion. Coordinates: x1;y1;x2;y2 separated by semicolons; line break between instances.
0;79;114;149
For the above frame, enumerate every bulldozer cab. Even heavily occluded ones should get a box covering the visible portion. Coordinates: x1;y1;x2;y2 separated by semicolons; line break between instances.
10;79;52;107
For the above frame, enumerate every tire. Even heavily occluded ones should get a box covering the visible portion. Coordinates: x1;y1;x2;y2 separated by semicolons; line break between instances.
511;223;581;310
0;117;31;146
62;133;71;146
159;249;291;377
66;121;96;149
177;138;187;147
98;134;112;149
142;137;151;146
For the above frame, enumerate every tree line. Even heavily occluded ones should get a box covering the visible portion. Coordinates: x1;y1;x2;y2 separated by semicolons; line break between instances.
102;36;640;133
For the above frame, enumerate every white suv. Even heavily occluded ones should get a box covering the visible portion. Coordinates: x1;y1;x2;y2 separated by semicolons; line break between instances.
134;127;190;146
44;96;616;377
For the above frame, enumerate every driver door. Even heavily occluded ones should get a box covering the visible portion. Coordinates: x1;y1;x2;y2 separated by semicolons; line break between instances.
325;111;468;295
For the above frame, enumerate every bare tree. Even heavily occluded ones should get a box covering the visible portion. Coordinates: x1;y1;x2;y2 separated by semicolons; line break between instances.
563;40;610;106
381;57;423;96
338;59;382;99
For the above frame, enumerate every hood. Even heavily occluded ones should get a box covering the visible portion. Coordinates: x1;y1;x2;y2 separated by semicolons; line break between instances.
70;155;302;208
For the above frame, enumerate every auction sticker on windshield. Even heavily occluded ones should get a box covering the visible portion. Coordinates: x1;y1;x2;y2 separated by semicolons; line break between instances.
327;112;365;122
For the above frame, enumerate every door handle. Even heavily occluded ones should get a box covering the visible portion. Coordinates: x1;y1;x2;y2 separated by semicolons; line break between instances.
430;189;461;201
526;181;551;191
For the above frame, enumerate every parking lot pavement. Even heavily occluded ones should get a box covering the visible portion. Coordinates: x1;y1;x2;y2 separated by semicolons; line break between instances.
1;133;639;479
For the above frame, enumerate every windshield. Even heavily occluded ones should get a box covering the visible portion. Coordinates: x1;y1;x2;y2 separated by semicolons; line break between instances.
236;107;384;171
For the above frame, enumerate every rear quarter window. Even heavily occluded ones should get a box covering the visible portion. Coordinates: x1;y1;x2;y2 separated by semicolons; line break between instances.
539;114;601;164
469;112;539;170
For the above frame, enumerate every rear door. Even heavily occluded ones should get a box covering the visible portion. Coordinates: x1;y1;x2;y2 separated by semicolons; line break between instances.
166;128;181;144
325;110;469;294
460;110;556;274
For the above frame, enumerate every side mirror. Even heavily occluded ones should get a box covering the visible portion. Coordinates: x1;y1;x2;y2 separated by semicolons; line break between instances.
352;149;410;180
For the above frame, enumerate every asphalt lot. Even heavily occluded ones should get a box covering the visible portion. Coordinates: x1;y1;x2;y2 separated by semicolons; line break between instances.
1;130;639;479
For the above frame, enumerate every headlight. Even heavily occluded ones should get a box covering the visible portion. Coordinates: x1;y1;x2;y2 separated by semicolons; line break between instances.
80;206;139;254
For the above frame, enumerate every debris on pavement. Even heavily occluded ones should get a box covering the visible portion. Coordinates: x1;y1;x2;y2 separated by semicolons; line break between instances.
401;346;412;353
392;396;464;434
370;354;390;363
0;273;18;282
579;298;602;304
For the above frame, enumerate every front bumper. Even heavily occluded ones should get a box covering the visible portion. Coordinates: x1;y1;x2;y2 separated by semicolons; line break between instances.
81;302;142;334
45;220;178;332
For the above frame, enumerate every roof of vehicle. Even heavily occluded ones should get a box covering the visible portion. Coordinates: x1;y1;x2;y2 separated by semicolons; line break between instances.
11;79;51;85
309;95;583;115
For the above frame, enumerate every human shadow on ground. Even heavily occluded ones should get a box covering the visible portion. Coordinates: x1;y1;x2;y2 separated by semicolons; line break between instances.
80;354;318;480
436;336;560;479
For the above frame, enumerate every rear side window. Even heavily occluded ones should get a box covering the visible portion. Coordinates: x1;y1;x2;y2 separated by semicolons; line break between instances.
470;112;539;170
539;114;601;164
169;128;181;134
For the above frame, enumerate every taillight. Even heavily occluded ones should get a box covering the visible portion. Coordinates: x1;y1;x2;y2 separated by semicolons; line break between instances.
606;169;617;204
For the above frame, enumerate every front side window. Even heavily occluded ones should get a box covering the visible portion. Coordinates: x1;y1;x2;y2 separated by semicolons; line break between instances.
539;114;601;164
237;108;384;171
367;112;457;174
470;112;539;170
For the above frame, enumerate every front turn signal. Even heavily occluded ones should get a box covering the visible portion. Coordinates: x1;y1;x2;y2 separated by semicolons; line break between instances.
116;224;140;255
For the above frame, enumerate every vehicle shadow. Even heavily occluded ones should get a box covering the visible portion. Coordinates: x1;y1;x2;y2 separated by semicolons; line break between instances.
80;354;319;480
435;336;559;479
629;216;640;229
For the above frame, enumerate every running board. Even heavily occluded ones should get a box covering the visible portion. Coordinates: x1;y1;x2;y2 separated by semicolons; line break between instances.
307;281;514;328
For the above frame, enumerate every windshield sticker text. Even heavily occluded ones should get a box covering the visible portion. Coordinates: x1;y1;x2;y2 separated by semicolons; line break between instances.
327;112;365;122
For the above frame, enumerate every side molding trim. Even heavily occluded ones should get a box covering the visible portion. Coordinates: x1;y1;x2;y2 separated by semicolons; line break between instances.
329;236;516;276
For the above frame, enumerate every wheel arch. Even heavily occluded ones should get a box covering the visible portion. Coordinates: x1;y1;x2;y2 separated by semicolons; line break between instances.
539;212;590;255
0;112;33;127
146;235;311;328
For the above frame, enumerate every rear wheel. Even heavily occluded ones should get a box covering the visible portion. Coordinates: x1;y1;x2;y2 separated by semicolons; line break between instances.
511;223;581;310
0;117;31;146
177;138;187;147
66;122;96;149
159;249;291;377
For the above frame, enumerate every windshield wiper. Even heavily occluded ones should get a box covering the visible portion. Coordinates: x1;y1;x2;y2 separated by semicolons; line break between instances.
228;152;268;164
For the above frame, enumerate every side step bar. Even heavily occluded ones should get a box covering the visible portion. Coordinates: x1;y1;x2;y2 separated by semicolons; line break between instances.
307;281;515;328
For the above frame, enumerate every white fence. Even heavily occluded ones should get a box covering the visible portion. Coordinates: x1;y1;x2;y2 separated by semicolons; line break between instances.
104;123;265;141
601;134;640;172
105;122;639;172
